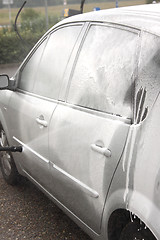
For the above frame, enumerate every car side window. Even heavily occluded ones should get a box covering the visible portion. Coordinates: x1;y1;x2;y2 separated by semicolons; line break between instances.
18;39;47;92
67;25;139;119
33;25;82;99
136;32;160;113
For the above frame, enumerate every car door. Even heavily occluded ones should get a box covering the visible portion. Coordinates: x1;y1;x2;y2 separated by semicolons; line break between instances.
48;24;140;232
7;24;83;189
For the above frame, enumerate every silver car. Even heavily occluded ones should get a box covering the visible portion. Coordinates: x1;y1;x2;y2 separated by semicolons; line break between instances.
0;4;159;240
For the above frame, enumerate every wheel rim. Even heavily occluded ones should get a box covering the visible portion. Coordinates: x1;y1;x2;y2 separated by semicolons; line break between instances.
0;130;12;176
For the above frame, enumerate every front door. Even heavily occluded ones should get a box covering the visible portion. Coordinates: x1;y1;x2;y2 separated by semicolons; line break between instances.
7;24;83;189
9;92;55;187
7;38;54;188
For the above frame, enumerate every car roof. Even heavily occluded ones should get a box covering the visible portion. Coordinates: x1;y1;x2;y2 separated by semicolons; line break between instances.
56;4;160;36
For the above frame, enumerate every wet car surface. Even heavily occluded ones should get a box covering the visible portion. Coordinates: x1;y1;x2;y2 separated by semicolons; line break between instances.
0;4;160;240
0;65;91;240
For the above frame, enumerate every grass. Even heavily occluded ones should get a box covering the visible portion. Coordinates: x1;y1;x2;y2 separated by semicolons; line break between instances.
0;0;146;26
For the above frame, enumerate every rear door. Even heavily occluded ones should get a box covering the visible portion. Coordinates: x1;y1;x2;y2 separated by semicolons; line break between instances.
48;24;140;232
7;24;82;189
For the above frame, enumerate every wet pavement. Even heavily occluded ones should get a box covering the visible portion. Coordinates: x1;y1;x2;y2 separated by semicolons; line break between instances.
0;63;20;77
0;169;91;240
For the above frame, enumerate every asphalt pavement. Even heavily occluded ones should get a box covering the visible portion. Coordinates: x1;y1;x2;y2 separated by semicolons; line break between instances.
0;63;20;77
0;168;91;240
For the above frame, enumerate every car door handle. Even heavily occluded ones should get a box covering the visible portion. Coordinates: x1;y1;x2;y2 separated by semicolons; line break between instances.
91;144;111;158
36;116;48;127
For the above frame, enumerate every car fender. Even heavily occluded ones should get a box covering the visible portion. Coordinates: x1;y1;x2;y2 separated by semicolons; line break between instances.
0;107;11;143
0;94;24;175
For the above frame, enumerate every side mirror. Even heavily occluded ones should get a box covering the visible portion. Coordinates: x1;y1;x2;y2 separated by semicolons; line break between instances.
0;74;9;89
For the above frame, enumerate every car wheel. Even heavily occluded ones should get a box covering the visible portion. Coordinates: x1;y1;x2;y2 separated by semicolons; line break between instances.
0;129;20;185
119;221;156;240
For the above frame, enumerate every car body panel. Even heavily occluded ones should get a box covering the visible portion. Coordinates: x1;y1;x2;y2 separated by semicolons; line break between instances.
0;90;14;146
126;93;160;240
48;102;130;233
54;4;160;35
7;91;56;189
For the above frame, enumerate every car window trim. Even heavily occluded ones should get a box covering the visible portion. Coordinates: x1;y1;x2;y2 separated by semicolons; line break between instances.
15;88;59;105
57;100;132;124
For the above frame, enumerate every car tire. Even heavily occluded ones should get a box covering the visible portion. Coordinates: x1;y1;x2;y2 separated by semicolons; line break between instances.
119;221;156;240
0;129;20;185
